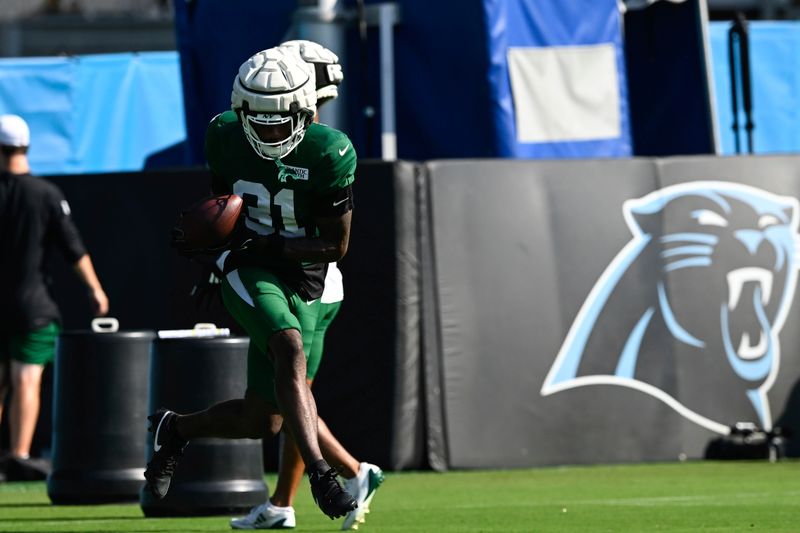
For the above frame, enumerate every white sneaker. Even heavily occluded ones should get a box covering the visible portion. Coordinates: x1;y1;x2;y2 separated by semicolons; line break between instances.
230;501;296;530
341;463;384;530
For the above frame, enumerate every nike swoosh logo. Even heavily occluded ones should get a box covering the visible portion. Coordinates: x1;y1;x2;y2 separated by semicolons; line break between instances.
306;299;317;306
153;414;168;452
338;145;350;156
333;197;349;207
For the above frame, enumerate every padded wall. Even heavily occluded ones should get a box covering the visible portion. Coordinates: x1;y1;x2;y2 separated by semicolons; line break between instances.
314;160;424;470
656;155;800;457
423;156;800;469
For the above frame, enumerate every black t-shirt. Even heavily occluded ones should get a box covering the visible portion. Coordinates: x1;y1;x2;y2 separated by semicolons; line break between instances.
0;171;87;333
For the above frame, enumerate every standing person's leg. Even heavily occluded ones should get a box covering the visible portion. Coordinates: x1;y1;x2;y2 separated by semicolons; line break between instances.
7;322;59;459
0;339;9;477
8;362;44;458
0;339;9;434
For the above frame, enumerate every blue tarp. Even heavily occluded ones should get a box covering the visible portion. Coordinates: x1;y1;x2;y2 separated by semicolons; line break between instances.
0;52;187;175
709;21;800;155
484;0;632;158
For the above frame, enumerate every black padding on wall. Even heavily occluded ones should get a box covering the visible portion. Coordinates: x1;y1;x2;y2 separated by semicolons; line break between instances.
422;159;679;469
656;155;800;457
313;160;425;471
422;155;800;470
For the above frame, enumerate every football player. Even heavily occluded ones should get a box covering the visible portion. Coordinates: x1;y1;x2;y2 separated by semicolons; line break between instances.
145;46;358;521
228;40;383;531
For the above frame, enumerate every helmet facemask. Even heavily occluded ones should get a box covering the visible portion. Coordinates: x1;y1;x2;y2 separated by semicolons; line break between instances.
238;103;314;160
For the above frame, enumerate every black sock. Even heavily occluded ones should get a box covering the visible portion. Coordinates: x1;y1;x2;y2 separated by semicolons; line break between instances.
307;459;331;478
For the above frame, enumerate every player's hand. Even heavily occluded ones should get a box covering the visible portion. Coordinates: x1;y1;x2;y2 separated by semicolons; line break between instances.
190;255;224;310
171;220;226;258
221;234;285;274
171;218;198;256
90;287;110;316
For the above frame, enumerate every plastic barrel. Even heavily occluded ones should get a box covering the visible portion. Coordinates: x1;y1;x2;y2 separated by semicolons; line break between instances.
139;336;267;517
47;319;155;504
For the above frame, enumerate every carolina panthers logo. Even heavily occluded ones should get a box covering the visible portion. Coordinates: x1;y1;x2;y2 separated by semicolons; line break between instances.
541;182;800;434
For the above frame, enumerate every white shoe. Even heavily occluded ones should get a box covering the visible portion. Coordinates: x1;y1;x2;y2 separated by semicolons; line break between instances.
341;463;384;530
230;501;296;530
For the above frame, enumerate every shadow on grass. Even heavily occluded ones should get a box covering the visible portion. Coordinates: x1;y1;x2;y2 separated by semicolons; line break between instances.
0;502;52;507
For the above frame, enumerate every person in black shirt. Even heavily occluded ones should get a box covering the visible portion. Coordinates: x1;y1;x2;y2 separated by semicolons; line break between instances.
0;114;109;478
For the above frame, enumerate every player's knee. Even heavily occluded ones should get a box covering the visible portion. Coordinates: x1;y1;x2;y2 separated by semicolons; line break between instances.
242;394;283;438
268;329;304;366
240;408;267;438
269;329;303;358
12;365;44;389
266;414;283;437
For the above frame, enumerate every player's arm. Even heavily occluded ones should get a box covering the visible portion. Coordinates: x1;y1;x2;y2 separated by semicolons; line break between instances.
72;254;110;316
282;182;353;262
47;187;109;315
283;209;351;263
228;184;353;268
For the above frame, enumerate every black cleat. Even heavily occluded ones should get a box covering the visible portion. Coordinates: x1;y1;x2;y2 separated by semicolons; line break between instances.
144;408;188;499
309;467;358;519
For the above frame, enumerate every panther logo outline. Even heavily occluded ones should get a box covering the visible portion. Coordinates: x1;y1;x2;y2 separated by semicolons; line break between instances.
541;181;800;434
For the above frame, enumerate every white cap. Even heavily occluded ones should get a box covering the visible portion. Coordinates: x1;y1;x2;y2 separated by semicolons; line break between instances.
0;114;30;147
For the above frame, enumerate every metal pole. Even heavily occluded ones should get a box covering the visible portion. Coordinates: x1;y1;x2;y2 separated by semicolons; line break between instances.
378;4;397;161
727;12;754;155
736;13;754;154
727;22;741;154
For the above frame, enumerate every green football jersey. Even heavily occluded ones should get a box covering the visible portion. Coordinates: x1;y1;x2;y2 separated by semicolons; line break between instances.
205;110;356;300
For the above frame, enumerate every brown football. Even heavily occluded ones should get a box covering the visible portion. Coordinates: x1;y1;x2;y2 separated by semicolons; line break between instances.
177;193;243;250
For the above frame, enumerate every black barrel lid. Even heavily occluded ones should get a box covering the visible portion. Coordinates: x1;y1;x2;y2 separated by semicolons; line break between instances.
60;317;156;339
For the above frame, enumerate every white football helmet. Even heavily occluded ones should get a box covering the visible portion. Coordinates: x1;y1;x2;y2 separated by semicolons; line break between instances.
279;40;344;106
231;47;317;160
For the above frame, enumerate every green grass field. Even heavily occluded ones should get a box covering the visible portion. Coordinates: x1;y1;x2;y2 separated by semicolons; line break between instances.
1;461;798;532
